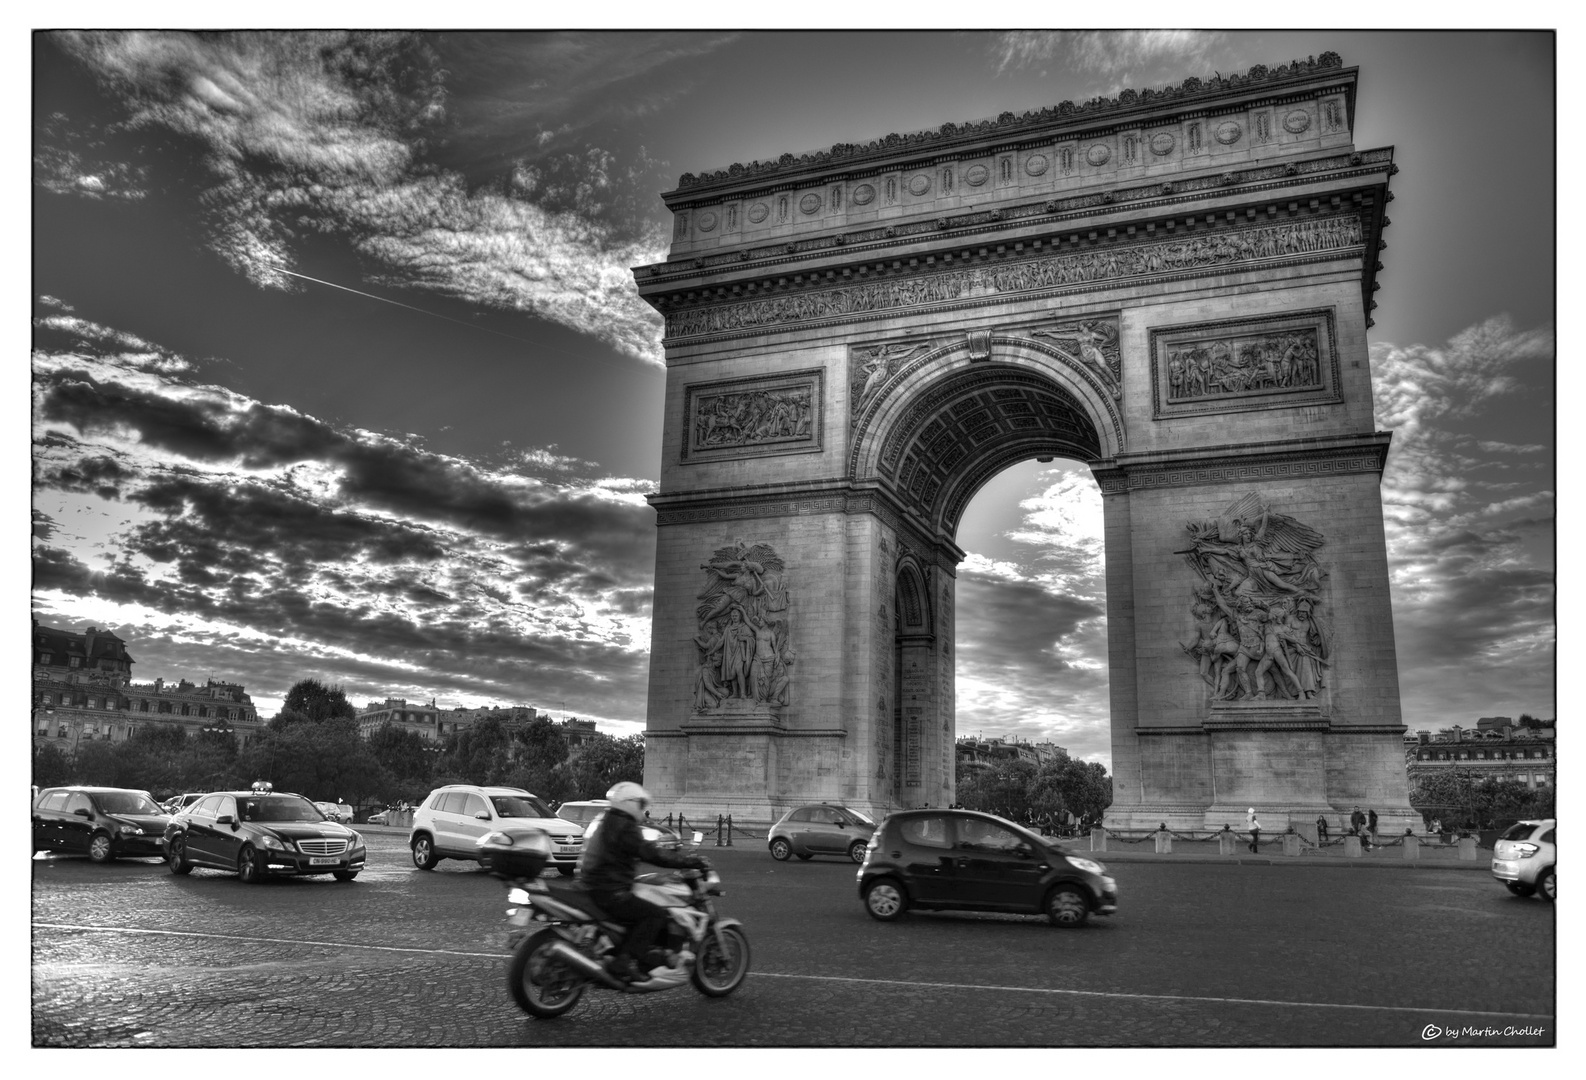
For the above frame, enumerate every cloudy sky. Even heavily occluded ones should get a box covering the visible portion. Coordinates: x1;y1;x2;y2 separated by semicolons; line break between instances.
27;30;1555;768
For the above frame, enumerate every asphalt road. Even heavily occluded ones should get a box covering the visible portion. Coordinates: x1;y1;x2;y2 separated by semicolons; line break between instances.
31;829;1555;1047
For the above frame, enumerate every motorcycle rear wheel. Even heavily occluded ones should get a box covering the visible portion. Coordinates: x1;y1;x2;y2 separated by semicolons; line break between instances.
691;925;750;997
508;929;588;1018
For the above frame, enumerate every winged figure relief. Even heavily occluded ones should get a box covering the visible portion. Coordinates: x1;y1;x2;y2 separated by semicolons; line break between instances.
694;542;793;710
1031;321;1121;398
851;342;931;416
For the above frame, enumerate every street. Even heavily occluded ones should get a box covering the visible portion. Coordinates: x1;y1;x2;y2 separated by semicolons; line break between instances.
32;829;1554;1047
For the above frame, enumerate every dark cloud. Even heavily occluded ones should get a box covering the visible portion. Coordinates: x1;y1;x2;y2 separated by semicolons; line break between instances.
955;572;1105;678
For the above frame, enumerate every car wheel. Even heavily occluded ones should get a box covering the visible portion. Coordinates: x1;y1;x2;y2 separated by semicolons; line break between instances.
1505;881;1536;897
848;840;868;864
508;929;587;1018
557;865;576;877
237;845;267;884
167;837;192;876
87;832;115;864
769;838;792;862
691;925;751;997
333;870;358;882
411;834;438;870
1045;885;1090;927
864;878;907;921
1537;868;1555;903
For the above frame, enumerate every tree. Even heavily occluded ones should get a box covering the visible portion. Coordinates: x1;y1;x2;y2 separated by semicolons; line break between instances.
32;742;71;788
240;718;388;808
280;679;357;723
567;734;645;798
1029;757;1113;823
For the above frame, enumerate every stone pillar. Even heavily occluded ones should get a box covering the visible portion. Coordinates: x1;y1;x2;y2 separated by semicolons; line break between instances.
1402;834;1420;860
1282;833;1301;857
1344;835;1362;858
1154;830;1173;854
1090;827;1107;852
1458;836;1478;861
1218;831;1238;856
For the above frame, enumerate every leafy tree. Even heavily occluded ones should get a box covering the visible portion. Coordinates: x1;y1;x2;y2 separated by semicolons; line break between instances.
239;718;387;807
568;734;645;798
1029;757;1113;823
32;742;71;788
280;679;357;723
437;714;512;786
366;723;433;789
955;759;1040;819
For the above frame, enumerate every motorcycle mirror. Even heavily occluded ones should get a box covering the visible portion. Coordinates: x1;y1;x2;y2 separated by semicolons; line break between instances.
691;831;704;845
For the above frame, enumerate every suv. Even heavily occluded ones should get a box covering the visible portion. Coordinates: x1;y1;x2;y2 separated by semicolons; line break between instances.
857;808;1118;927
1492;819;1555;901
409;786;584;875
768;803;878;863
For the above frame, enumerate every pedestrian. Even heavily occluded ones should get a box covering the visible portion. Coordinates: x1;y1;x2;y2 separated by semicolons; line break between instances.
1316;814;1329;842
1246;807;1261;853
1367;807;1378;838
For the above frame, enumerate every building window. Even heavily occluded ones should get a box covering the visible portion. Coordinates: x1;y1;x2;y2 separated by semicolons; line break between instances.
159;702;171;714
70;657;80;667
57;725;68;738
40;653;51;665
139;700;149;712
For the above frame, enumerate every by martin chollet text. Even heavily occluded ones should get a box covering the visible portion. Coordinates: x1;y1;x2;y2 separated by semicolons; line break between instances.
1421;1023;1547;1041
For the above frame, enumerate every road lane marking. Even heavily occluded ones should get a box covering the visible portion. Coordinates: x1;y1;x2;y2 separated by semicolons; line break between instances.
35;922;1553;1023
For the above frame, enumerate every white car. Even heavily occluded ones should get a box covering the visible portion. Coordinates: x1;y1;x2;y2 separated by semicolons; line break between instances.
313;801;353;824
408;785;584;875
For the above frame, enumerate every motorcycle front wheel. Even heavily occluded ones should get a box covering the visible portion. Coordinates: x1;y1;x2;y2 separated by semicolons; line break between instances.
508;928;588;1018
691;924;751;997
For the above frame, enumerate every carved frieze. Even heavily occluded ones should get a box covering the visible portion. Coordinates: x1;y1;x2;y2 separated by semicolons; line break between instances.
1178;492;1330;704
1150;309;1341;418
692;542;794;712
665;215;1363;341
682;369;824;462
1030;319;1122;399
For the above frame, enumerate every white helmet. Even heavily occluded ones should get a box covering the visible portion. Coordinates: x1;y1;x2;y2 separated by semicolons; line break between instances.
606;781;651;820
1247;807;1255;814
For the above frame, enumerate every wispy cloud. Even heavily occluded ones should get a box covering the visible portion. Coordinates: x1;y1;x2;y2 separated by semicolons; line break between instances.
32;311;659;724
45;31;673;365
990;30;1228;87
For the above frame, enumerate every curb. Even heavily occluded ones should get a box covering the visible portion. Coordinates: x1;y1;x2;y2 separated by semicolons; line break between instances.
1092;850;1490;871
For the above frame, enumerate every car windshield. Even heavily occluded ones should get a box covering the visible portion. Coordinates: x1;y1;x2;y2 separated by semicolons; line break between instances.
842;809;876;827
492;795;555;819
239;796;324;823
95;792;161;815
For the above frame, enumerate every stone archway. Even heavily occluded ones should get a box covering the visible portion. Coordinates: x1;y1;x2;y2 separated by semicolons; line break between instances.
636;54;1416;832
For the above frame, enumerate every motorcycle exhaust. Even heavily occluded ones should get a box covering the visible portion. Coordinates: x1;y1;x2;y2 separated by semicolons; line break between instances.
544;940;626;990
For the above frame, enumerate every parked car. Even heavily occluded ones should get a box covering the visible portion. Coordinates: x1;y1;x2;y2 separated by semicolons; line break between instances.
312;801;353;824
33;787;171;862
856;808;1118;927
162;785;366;883
367;809;390;826
161;793;204;816
1492;819;1555;901
408;785;584;875
767;803;878;863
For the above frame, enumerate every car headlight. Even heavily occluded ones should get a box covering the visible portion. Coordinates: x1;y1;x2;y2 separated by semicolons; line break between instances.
1066;856;1106;875
117;824;142;836
257;834;288;851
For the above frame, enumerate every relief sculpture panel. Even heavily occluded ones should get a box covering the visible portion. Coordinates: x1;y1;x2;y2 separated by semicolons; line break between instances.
850;340;933;419
1031;318;1121;398
1150;309;1340;418
1177;493;1331;703
692;542;794;712
682;370;823;462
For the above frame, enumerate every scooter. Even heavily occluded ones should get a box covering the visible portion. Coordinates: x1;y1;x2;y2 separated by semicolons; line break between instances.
485;829;750;1018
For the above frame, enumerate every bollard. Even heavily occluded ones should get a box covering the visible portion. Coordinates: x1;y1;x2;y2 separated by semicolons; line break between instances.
1090;827;1107;852
715;814;724;847
1154;829;1173;854
1282;833;1301;858
1457;836;1478;861
726;814;734;846
1402;835;1420;861
1217;831;1237;856
1344;835;1362;858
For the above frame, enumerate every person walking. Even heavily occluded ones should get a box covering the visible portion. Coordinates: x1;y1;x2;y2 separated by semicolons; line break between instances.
1246;807;1261;853
1367;807;1378;840
1316;814;1329;843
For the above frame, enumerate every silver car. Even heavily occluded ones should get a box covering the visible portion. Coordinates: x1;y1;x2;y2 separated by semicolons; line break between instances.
1492;819;1555;901
767;803;877;864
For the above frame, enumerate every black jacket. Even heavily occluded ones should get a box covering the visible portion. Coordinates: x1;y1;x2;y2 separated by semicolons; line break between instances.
579;808;697;895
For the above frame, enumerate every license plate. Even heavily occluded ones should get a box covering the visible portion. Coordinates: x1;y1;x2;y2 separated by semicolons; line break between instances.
309;856;340;866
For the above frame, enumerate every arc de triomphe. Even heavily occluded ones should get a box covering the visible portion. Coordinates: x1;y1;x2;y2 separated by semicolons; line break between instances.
632;53;1415;832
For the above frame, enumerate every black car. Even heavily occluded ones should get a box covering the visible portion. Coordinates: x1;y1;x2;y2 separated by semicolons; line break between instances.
857;809;1118;926
32;786;171;862
163;787;367;883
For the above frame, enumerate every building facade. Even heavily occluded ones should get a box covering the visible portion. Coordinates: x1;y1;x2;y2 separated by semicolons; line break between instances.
1405;723;1555;790
956;736;1068;768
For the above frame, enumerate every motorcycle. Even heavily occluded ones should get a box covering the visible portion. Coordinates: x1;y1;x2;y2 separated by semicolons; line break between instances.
481;827;751;1018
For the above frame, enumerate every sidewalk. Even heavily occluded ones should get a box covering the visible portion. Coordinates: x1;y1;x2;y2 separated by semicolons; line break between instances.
1086;834;1491;871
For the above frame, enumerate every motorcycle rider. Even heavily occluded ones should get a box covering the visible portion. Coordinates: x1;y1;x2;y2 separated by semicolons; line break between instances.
579;781;711;983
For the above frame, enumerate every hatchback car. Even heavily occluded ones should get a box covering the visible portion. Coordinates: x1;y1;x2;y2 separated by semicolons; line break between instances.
33;787;171;862
1492;819;1555;901
409;785;584;874
857;809;1118;926
162;787;367;883
768;803;877;863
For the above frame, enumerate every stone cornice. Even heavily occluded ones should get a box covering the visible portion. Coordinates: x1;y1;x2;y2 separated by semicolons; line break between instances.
638;147;1393;289
1091;431;1392;494
668;53;1348;198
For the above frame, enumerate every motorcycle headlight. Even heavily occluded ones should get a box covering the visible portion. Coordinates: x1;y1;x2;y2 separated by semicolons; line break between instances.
1066;856;1105;875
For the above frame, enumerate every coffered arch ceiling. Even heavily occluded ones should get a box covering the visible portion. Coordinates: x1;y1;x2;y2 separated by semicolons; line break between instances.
873;362;1105;537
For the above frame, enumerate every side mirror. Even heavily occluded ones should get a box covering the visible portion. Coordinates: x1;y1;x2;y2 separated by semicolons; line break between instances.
74;808;92;819
474;811;491;821
216;814;235;826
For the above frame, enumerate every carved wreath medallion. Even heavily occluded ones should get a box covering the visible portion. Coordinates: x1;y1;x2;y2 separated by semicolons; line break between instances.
697;211;718;232
1150;132;1176;156
852;184;876;206
1086;143;1111;166
1283;109;1311;134
908;174;931;196
1025;154;1049;176
747;202;769;223
964;164;990;186
1215;121;1243;145
799;193;822;215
